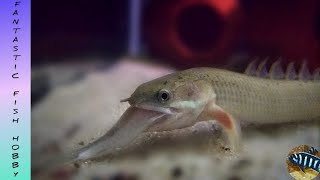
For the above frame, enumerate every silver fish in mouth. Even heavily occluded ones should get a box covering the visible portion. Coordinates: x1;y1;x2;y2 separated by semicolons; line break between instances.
76;106;169;160
34;106;171;171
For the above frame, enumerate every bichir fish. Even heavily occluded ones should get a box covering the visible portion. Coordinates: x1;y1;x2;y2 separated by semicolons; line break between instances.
36;59;320;170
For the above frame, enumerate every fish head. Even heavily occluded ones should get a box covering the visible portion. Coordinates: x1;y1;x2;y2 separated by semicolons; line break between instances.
123;70;214;131
77;70;215;160
288;153;299;164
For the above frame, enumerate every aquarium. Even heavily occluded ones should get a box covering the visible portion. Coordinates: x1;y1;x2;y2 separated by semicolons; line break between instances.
30;0;320;180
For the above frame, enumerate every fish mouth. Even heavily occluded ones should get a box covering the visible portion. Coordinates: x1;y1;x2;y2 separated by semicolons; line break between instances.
134;103;180;115
121;97;179;115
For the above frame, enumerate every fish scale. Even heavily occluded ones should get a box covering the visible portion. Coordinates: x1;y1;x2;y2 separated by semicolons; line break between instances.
195;68;320;124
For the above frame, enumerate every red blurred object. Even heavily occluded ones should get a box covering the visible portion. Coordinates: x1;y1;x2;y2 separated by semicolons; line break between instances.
143;0;243;67
244;0;320;70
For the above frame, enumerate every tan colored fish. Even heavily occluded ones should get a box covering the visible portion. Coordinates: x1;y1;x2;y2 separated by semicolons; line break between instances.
37;60;320;170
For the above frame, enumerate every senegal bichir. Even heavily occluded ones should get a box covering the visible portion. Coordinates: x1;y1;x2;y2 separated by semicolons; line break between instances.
38;60;320;170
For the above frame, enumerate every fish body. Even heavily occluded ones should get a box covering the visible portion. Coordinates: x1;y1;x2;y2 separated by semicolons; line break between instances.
288;152;320;173
186;67;320;124
38;61;320;170
124;62;320;150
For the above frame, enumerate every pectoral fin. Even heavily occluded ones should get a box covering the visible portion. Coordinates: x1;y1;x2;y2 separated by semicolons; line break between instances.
198;101;242;151
299;165;305;173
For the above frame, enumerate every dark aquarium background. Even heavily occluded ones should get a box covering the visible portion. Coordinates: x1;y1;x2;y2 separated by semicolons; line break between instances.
32;0;320;68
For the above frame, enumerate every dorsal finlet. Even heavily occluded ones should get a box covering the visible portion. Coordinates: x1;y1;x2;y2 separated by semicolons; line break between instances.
298;60;312;80
269;59;284;79
256;58;268;78
285;62;297;80
244;59;258;76
244;58;317;81
313;68;320;81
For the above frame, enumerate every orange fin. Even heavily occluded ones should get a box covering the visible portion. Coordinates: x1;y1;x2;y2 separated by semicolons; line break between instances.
199;103;242;151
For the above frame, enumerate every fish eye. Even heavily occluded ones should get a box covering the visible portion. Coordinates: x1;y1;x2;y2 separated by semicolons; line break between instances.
158;89;170;103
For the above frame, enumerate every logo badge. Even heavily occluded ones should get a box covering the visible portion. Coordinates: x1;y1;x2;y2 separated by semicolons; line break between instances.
287;145;320;180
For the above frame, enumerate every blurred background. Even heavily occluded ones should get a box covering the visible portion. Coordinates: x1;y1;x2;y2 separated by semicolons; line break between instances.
32;0;320;68
32;0;320;179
